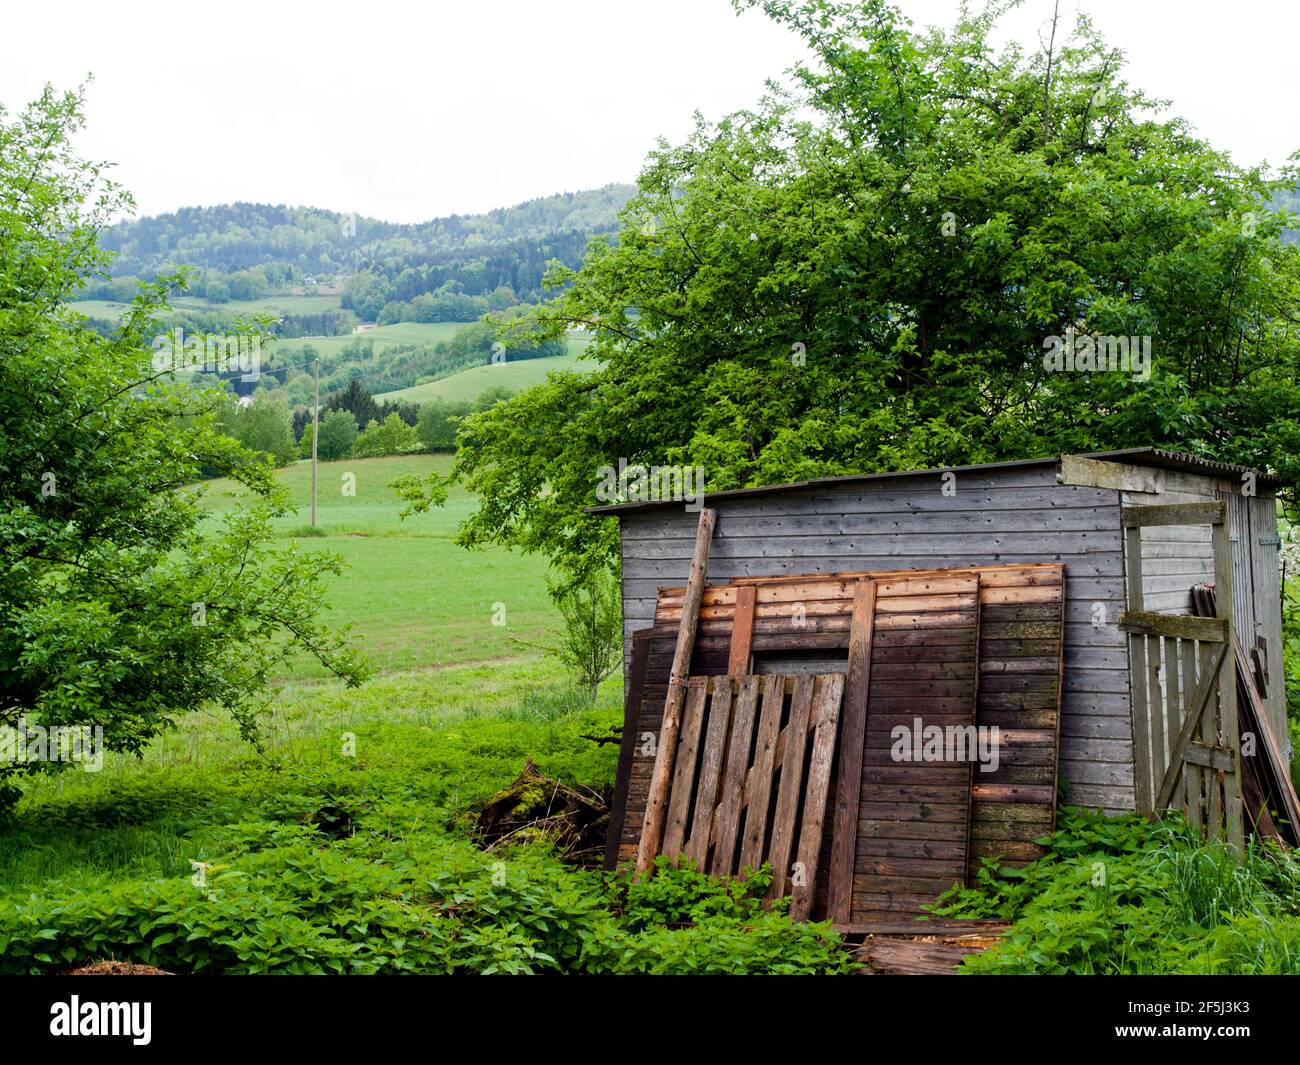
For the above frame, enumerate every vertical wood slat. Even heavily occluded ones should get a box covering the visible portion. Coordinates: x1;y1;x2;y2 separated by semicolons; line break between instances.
827;580;877;923
604;629;652;871
1125;522;1151;814
1199;641;1222;839
767;674;816;901
739;674;785;872
1149;635;1166;799
636;507;716;873
684;680;732;869
727;585;757;676
661;679;709;859
711;676;761;876
1129;632;1152;815
1165;637;1183;810
791;673;845;921
1212;519;1243;852
1181;638;1202;833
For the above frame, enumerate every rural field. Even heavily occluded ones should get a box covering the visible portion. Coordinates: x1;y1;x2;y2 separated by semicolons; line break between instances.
200;454;563;675
375;349;593;404
69;293;349;321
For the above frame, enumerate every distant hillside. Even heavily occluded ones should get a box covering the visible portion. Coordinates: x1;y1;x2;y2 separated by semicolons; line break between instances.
82;184;635;312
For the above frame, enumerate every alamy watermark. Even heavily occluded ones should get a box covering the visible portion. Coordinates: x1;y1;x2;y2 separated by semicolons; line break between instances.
151;328;262;382
890;717;1000;773
0;717;104;772
596;459;706;512
1043;329;1151;381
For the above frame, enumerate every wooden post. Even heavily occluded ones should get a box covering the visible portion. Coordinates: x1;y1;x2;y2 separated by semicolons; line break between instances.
1124;521;1151;814
635;507;716;873
1212;518;1243;853
310;357;320;529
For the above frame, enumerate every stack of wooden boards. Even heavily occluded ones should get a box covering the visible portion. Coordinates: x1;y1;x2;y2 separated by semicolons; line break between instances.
606;562;1068;927
1191;584;1300;845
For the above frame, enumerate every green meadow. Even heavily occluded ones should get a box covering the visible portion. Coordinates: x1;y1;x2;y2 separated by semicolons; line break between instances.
375;349;595;403
200;454;562;676
69;292;347;320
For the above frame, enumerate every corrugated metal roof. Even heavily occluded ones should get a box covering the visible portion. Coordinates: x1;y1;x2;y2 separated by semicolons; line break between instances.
586;448;1279;516
1081;448;1281;487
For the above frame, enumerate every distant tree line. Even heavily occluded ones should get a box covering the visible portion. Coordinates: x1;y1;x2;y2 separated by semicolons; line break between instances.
79;186;633;313
214;378;514;468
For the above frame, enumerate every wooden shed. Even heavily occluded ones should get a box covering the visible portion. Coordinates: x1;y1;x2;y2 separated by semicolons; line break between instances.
594;449;1293;924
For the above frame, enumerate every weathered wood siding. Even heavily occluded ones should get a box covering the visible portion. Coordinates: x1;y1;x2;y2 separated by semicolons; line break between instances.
1120;479;1217;616
1248;495;1287;746
618;466;1135;812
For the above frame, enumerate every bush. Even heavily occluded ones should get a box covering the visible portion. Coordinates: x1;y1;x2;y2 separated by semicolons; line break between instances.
316;409;358;460
353;411;420;458
934;807;1300;974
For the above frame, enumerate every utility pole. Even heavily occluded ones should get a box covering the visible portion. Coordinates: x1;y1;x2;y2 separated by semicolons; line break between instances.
311;357;319;528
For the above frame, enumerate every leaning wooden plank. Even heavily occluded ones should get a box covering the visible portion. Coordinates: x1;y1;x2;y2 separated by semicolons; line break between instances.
711;676;761;877
828;580;877;923
604;629;651;871
767;674;816;901
636;507;716;873
791;673;845;921
728;585;757;675
661;678;710;859
854;577;981;916
1232;635;1300;842
739;674;786;873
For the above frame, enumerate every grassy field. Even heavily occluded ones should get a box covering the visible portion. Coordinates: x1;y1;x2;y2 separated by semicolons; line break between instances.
375;350;595;403
200;454;562;676
0;449;853;976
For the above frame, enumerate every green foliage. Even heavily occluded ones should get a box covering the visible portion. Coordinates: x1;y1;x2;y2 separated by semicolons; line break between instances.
931;807;1300;974
316;409;359;460
0;691;847;975
218;392;298;466
352;412;420;459
412;0;1300;580
416;397;472;451
545;570;623;700
0;86;367;813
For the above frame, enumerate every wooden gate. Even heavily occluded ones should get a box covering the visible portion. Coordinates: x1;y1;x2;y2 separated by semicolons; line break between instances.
1120;501;1241;850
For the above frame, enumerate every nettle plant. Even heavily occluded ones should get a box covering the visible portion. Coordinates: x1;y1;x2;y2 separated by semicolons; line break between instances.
0;86;368;812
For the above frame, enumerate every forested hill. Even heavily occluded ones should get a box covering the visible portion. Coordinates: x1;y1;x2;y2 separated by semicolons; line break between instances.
87;184;635;306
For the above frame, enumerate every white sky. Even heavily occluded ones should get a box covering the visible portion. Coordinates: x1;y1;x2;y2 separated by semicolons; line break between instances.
1;0;1295;223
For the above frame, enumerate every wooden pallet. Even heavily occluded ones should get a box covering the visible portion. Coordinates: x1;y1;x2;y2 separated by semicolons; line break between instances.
611;562;1067;921
658;673;845;920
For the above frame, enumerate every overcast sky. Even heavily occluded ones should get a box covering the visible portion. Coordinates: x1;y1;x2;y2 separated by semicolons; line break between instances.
1;0;1294;223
